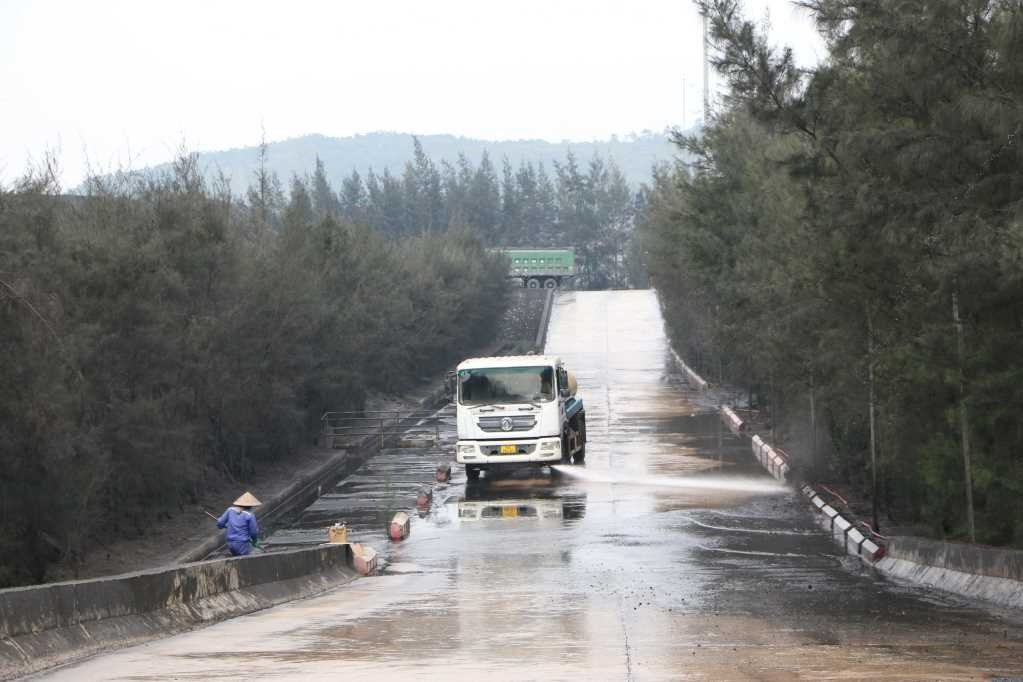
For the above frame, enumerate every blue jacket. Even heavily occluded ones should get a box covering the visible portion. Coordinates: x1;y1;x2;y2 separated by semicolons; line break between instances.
217;507;259;552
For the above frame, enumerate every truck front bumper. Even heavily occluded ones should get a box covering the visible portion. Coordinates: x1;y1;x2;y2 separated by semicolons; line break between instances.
456;438;562;465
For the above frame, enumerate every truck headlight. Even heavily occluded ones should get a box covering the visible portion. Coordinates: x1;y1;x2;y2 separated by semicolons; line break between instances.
458;444;476;454
540;441;557;451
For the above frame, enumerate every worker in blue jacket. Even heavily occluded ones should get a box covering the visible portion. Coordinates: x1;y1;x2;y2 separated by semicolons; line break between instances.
216;491;262;556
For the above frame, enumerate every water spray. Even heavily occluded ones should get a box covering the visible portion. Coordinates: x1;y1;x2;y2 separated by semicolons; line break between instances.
551;465;787;495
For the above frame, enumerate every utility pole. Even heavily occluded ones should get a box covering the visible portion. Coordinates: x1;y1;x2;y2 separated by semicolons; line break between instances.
702;8;711;123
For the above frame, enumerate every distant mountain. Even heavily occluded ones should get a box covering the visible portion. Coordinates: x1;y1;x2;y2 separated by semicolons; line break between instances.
149;130;691;193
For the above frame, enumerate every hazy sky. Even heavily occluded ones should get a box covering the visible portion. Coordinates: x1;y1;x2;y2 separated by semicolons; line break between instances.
0;0;824;187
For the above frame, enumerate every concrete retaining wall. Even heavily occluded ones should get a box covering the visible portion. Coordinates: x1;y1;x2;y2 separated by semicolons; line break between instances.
885;536;1023;581
872;537;1023;610
0;544;355;680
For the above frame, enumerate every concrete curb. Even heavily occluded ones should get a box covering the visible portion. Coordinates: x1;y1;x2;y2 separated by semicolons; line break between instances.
0;545;356;681
800;485;885;562
668;349;709;390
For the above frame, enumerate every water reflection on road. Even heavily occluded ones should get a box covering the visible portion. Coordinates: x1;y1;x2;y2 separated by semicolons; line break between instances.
40;290;1023;681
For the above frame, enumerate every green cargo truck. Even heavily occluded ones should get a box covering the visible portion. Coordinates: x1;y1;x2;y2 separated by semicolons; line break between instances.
500;248;575;289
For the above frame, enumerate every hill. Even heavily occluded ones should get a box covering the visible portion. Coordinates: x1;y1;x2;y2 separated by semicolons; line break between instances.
151;130;689;192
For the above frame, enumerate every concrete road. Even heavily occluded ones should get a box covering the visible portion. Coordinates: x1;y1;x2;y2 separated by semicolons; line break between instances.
40;290;1023;681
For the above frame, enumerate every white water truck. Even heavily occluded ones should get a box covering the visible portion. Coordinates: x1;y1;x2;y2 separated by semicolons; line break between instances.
454;355;586;480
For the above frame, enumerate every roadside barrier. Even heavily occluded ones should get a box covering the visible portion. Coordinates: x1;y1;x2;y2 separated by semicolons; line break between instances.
668;343;1023;609
389;512;411;541
0;545;356;681
416;487;433;511
351;544;379;576
801;485;886;562
721;406;747;434
750;434;790;482
719;410;790;483
669;349;710;390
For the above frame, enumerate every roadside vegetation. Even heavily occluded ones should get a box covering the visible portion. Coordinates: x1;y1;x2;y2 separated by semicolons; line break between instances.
640;0;1023;546
0;154;506;586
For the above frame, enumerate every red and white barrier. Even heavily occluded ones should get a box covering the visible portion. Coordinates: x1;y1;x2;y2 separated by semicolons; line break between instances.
670;349;710;390
750;433;789;482
721;406;747;435
389;511;410;541
801;485;886;562
415;487;433;510
351;543;379;575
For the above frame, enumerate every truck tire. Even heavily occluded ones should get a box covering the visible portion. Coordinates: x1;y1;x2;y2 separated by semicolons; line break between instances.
544;278;558;289
527;278;541;289
572;412;586;463
466;464;481;481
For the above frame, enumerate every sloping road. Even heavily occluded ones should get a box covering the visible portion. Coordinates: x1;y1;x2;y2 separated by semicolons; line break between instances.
40;290;1023;681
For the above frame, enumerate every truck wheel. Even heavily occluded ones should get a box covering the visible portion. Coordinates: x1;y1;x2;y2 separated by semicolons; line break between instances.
576;413;588;462
527;278;541;289
543;278;558;289
466;465;481;481
561;432;572;464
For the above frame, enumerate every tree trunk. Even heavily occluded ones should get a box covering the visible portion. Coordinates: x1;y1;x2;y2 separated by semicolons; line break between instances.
809;365;818;481
867;311;880;533
953;290;976;543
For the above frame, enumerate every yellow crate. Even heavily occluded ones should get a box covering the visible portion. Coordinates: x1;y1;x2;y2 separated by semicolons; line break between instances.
327;523;348;544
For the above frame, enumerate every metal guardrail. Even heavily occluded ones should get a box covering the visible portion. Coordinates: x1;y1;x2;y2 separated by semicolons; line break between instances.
320;409;452;449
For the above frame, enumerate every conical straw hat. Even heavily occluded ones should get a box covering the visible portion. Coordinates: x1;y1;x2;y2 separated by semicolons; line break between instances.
233;491;262;507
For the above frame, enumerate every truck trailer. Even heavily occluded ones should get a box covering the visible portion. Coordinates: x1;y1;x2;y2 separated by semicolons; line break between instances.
454;355;586;480
500;248;575;289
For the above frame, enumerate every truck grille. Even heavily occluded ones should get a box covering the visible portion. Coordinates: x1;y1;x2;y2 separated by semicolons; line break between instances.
477;415;537;432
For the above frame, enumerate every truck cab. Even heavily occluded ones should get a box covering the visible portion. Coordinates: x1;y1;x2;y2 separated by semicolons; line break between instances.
454;355;586;480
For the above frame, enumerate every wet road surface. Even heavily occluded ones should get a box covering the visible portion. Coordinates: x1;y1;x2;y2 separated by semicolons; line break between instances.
40;290;1023;680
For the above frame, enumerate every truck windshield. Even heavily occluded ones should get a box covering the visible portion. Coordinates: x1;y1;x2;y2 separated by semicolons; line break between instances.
458;366;555;405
